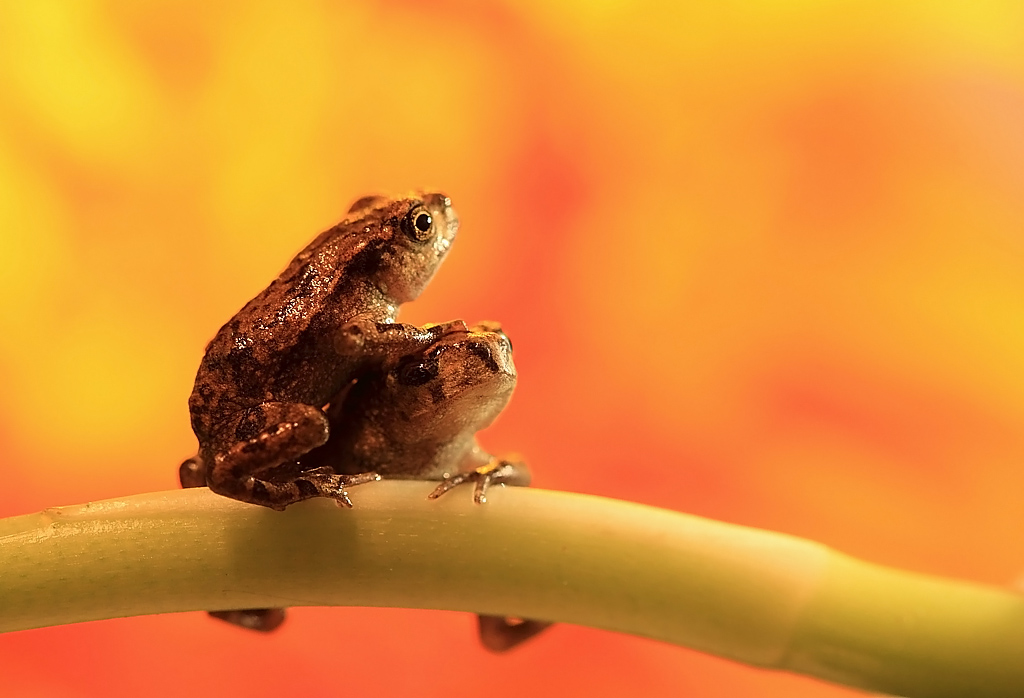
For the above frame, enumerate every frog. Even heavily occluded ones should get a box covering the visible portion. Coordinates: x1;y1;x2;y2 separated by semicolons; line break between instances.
309;321;530;497
179;192;466;510
208;323;549;651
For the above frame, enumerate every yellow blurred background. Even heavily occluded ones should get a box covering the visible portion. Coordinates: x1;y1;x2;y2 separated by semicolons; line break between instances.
2;1;1024;695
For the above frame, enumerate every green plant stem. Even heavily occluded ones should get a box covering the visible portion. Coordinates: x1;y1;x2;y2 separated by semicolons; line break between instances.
1;483;1022;697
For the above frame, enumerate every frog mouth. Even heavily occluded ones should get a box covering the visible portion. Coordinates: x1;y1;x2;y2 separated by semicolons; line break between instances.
465;340;500;372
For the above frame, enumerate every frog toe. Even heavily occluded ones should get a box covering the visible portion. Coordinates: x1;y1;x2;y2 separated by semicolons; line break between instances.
300;470;380;508
477;615;551;652
209;608;286;632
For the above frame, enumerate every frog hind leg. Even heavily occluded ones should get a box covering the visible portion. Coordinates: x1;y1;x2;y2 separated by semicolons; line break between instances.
185;404;376;631
206;402;379;511
477;615;552;652
176;453;289;630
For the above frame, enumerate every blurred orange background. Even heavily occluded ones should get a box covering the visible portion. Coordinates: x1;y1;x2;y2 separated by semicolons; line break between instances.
3;1;1024;696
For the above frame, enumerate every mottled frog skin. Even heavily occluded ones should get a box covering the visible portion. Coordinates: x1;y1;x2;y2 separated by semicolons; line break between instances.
312;321;529;497
180;195;544;650
180;192;464;510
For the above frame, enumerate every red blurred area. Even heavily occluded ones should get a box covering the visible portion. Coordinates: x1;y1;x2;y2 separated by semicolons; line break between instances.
2;2;1024;696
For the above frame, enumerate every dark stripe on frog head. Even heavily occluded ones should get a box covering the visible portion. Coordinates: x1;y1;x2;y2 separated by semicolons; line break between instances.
430;383;447;404
466;341;499;372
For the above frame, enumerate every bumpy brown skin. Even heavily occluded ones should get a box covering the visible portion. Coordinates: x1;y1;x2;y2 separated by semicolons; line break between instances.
180;192;462;510
219;325;548;650
314;322;524;483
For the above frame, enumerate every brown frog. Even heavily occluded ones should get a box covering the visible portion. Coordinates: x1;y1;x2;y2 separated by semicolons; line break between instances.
311;321;530;496
210;323;547;651
180;192;465;510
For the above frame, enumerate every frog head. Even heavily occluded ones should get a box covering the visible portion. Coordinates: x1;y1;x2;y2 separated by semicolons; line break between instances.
346;191;459;303
384;323;516;439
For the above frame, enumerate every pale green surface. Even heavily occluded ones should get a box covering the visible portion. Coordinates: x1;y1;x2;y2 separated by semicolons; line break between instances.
1;482;1023;697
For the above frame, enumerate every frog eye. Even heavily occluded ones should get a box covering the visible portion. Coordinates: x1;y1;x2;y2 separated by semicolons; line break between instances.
395;355;439;386
401;205;434;242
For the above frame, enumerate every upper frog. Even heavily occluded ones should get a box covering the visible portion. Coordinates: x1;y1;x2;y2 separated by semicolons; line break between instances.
181;192;464;510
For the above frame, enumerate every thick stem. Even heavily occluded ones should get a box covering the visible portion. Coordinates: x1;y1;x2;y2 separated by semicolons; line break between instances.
0;483;1021;697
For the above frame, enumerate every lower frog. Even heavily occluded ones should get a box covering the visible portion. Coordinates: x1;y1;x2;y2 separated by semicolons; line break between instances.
205;323;549;651
318;320;529;499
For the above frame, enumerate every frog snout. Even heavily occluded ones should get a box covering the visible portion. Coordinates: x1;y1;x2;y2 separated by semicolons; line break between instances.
466;336;515;377
421;191;452;211
420;191;458;234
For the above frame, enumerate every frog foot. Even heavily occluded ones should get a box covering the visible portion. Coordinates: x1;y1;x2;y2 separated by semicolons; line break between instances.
427;458;530;504
298;467;381;508
214;468;379;511
477;615;552;652
209;608;286;632
178;455;207;489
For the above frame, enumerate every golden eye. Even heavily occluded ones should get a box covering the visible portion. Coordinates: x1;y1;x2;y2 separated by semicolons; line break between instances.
401;205;434;242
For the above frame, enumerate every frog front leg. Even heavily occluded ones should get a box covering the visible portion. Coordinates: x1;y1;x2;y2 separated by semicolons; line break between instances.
206;402;379;511
335;317;469;361
425;457;548;651
428;457;531;504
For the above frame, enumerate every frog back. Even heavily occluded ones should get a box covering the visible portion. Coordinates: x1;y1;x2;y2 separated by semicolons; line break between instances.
190;222;396;430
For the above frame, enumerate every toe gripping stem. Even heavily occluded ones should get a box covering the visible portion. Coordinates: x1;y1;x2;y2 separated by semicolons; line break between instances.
427;458;530;504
